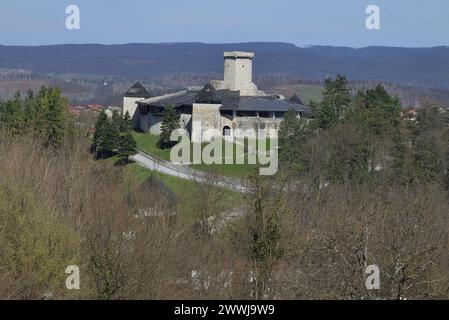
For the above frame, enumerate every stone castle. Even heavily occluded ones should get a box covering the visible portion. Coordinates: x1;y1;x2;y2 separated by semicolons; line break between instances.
123;51;310;143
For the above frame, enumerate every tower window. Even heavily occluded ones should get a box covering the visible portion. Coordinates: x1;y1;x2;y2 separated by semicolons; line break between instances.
223;126;231;136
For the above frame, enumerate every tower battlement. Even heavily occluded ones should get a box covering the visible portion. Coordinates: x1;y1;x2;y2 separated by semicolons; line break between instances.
219;51;261;96
223;51;255;59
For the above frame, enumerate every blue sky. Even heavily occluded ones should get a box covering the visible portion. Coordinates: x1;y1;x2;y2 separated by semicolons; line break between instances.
0;0;448;47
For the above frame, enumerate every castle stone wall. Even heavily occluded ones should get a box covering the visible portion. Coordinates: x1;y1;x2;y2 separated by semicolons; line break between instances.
123;97;145;129
191;103;222;143
231;117;282;139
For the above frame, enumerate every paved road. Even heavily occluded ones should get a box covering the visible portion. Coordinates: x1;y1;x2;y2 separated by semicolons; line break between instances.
130;150;249;193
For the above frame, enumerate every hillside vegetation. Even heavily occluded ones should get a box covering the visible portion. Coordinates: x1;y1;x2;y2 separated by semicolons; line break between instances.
2;82;449;299
2;43;449;89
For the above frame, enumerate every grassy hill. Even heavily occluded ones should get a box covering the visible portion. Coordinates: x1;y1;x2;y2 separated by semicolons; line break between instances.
123;162;244;224
132;131;271;179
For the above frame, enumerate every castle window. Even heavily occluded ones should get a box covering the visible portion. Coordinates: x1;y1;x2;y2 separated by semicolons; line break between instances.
223;126;231;136
220;109;233;117
259;111;272;118
274;112;285;118
236;111;257;117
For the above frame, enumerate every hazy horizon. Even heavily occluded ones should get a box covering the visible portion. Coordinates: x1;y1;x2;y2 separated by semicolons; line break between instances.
1;41;449;50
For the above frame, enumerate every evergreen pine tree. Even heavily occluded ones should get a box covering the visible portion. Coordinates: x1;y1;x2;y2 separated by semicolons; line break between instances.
43;88;67;148
0;91;25;133
120;111;132;133
93;110;116;158
390;126;410;185
333;74;351;115
279;108;304;168
35;86;50;136
111;110;122;133
0;86;71;147
316;102;338;129
314;75;350;129
158;106;179;149
23;89;38;129
117;131;137;165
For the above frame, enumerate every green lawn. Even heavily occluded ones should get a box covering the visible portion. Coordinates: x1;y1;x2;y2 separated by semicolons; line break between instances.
131;131;172;161
295;84;323;104
132;131;274;179
190;137;272;179
101;139;247;224
123;162;244;224
190;163;253;179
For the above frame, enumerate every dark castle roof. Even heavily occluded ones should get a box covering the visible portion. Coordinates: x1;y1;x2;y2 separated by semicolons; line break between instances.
148;89;201;107
237;96;309;114
195;83;220;104
289;94;304;105
138;83;310;115
124;82;151;98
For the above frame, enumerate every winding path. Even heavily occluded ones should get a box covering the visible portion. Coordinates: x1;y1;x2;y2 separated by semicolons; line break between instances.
130;149;249;193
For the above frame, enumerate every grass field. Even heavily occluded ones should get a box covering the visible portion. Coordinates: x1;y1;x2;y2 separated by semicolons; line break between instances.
133;131;273;179
123;162;244;224
295;84;323;104
131;131;172;161
267;83;323;105
189;137;273;178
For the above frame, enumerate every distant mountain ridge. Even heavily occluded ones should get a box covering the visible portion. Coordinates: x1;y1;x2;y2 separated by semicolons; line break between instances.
1;42;449;89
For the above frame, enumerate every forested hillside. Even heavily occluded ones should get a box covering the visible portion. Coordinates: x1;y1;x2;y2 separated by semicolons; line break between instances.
2;80;449;299
1;43;449;89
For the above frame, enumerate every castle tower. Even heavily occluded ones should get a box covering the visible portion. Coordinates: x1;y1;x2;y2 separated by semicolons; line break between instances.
123;82;151;129
222;51;259;96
